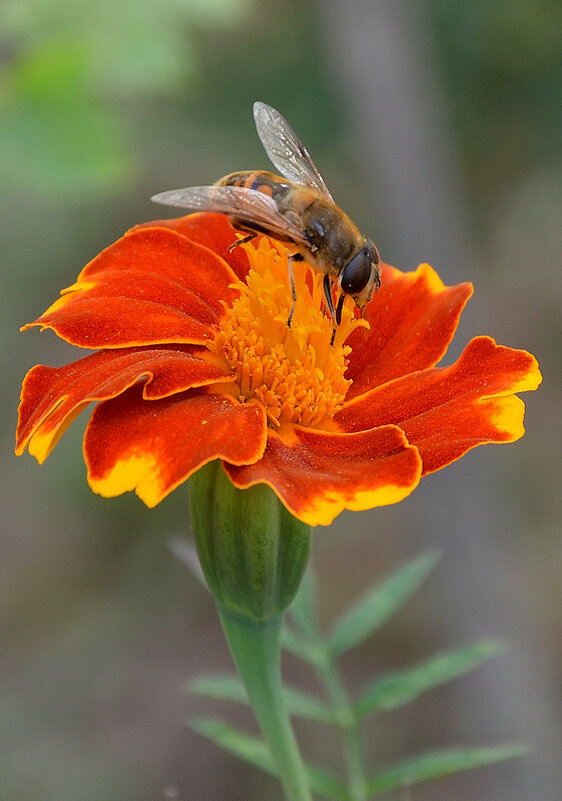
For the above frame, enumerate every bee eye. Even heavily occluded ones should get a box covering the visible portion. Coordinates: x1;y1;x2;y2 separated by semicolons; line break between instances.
340;248;372;295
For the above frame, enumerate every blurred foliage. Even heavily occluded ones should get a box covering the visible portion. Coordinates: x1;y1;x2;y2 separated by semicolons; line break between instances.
1;0;558;205
191;557;517;801
426;0;561;205
0;0;251;197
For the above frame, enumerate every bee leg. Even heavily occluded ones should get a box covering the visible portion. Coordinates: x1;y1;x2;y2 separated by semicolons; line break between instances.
335;293;346;326
322;275;339;346
287;254;299;327
227;232;257;253
323;274;337;321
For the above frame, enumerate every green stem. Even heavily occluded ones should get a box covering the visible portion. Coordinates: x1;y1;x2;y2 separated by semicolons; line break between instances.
290;565;367;800
317;651;367;801
218;607;313;801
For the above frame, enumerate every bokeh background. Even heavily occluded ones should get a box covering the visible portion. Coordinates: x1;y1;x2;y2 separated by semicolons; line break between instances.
1;1;560;800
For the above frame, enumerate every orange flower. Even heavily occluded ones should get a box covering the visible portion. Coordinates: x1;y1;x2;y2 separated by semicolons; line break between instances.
16;213;541;526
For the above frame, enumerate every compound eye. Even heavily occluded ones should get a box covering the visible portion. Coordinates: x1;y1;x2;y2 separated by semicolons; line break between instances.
340;248;372;295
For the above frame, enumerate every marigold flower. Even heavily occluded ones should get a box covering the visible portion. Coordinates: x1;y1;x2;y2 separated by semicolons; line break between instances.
16;213;541;526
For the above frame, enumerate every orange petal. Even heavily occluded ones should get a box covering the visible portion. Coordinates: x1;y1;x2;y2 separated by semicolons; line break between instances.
336;336;542;474
23;227;241;348
345;263;473;398
132;212;250;281
85;387;267;507
224;424;422;527
16;346;233;463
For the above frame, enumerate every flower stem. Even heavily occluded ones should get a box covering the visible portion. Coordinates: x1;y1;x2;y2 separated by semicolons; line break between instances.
218;606;313;801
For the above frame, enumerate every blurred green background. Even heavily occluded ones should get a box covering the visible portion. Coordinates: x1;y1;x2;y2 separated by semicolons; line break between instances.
2;1;560;800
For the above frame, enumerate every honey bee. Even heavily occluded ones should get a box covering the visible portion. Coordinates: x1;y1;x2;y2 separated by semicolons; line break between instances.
151;101;381;326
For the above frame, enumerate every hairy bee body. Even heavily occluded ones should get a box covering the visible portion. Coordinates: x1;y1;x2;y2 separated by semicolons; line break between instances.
216;169;366;283
151;102;381;321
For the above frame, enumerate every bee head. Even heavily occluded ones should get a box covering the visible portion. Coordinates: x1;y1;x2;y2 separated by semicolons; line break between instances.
339;239;381;308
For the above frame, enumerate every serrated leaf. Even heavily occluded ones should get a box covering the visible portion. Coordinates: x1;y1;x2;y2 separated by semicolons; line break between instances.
367;745;527;795
328;552;440;657
355;639;504;718
190;717;350;801
189;674;336;724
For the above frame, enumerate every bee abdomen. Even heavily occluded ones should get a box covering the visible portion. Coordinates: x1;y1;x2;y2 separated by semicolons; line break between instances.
216;170;290;199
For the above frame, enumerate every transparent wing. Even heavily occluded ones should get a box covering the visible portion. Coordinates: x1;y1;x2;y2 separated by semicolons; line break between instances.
253;101;334;201
150;184;309;246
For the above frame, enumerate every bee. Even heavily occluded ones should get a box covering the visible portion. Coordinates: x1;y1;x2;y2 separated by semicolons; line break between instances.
151;101;381;327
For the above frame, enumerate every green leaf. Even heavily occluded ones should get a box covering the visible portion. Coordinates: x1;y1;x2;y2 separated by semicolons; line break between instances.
306;767;351;801
328;552;440;657
367;745;527;795
190;716;274;772
355;639;504;718
280;624;321;666
190;717;350;801
284;688;335;724
189;674;336;724
189;674;248;704
288;562;319;639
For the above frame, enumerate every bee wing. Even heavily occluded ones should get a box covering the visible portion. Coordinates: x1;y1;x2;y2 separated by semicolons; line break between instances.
253;101;334;201
150;185;309;247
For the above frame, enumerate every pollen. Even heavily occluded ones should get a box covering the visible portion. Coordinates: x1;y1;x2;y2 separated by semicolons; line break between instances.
212;237;367;429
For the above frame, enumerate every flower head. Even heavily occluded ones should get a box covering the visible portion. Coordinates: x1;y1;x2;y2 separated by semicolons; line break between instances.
16;213;541;525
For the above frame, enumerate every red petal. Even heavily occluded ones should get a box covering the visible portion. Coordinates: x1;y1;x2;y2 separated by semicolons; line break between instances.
336;336;542;474
85;387;267;507
345;263;473;398
224;424;422;527
24;227;241;348
16;346;233;463
132;212;250;280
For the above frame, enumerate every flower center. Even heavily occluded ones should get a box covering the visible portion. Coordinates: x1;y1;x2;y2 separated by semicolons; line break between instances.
212;237;366;429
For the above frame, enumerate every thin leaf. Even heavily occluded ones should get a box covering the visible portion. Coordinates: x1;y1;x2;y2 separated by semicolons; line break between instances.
168;536;208;588
328;552;440;657
189;674;336;724
190;717;350;801
288;562;319;639
367;745;527;795
190;716;273;773
355;639;504;718
281;624;321;666
189;674;248;704
306;766;351;801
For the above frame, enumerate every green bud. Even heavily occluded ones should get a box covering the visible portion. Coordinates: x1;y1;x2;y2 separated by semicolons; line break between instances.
189;461;312;623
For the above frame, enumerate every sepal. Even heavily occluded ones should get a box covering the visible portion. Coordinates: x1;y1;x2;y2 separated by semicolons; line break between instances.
189;460;312;622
